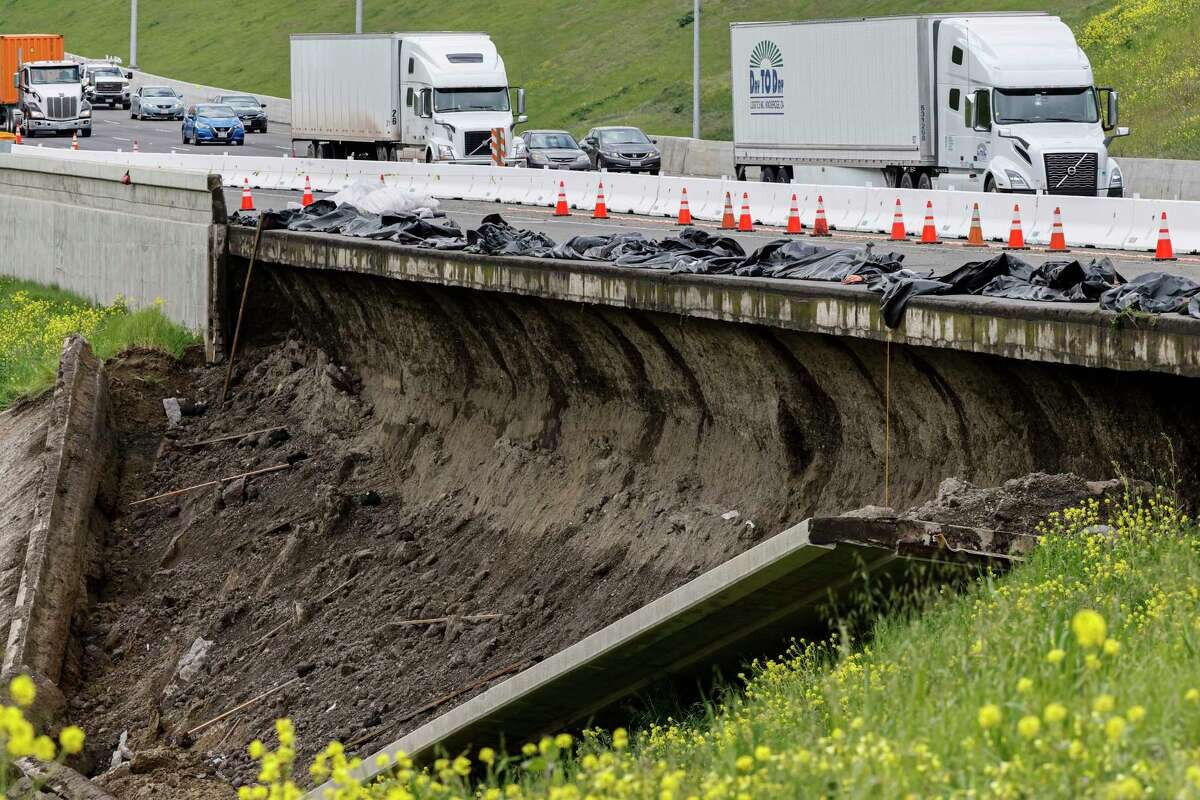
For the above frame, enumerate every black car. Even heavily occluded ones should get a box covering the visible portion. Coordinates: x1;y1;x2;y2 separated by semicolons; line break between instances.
211;94;268;133
580;126;661;174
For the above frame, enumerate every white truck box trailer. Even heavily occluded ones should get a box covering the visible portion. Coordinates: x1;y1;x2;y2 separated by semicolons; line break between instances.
290;32;527;164
731;14;1129;196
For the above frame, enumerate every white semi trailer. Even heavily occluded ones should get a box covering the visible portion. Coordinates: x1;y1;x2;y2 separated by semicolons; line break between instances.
730;14;1129;197
290;32;527;165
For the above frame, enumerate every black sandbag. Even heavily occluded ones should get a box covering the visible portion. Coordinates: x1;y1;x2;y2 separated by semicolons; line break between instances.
1100;272;1200;315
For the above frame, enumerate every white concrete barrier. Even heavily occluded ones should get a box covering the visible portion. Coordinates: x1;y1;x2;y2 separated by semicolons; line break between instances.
14;145;1200;255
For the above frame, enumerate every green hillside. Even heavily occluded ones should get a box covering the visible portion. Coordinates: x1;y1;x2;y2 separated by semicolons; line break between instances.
1;0;1196;157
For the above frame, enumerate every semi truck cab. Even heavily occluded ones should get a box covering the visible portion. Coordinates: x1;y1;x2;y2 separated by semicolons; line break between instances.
935;16;1127;197
402;35;527;164
16;60;91;137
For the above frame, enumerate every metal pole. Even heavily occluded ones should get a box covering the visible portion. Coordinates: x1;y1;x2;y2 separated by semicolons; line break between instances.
355;0;363;33
692;0;700;139
129;0;139;69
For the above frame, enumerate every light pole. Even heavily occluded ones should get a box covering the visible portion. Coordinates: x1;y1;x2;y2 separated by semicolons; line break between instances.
129;0;139;69
355;0;363;33
692;0;700;139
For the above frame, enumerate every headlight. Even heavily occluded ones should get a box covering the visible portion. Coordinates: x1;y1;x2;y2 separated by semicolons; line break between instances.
528;151;547;163
437;143;455;159
80;108;91;118
1109;166;1123;188
1004;170;1029;190
28;110;44;119
511;139;527;157
196;122;212;130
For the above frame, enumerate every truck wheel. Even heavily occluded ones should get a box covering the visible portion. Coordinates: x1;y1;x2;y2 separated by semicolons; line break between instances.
760;166;777;183
81;129;91;138
898;172;914;190
917;172;932;190
984;176;999;193
735;165;747;182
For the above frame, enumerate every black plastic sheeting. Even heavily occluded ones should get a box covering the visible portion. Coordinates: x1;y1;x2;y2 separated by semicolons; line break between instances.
230;204;1196;327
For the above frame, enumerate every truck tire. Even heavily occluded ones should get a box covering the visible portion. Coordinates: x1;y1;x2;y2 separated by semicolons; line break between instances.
984;176;999;193
917;172;932;190
81;128;91;138
898;172;914;190
760;166;777;183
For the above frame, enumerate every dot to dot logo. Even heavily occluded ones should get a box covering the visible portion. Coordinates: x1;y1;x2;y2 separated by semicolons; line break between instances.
749;41;785;116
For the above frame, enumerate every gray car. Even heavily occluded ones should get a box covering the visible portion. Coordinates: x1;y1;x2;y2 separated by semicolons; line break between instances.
520;129;591;171
131;86;185;120
580;126;661;174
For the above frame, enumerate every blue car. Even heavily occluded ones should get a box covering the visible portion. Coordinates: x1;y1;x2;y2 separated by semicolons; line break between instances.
181;104;245;146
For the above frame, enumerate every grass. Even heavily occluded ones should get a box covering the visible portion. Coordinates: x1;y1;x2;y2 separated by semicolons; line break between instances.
0;277;197;408
0;0;1195;157
242;484;1200;798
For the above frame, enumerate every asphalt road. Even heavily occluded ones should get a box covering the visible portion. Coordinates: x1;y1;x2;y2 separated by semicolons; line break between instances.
21;103;295;157
40;107;1194;281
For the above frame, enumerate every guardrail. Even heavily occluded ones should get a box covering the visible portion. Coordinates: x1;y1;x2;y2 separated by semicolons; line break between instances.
13;145;1198;254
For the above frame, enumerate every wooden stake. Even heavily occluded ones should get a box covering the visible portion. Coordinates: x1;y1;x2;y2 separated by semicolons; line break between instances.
389;613;501;627
221;213;266;403
179;425;286;449
129;463;290;507
186;676;301;738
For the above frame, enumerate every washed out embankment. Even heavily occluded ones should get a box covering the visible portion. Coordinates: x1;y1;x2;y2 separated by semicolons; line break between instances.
238;259;1200;521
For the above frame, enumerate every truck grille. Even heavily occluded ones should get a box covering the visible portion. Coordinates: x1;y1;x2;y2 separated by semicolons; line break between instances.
463;130;492;158
96;82;123;95
46;96;78;120
1044;152;1098;197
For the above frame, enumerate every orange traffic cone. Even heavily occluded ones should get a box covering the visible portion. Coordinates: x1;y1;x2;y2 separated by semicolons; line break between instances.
737;192;754;232
1047;207;1070;253
592;181;609;219
553;180;570;216
786;193;803;235
13;127;21;145
810;195;831;237
70;132;79;151
889;198;907;241
301;175;314;207
132;139;140;153
964;202;987;247
1003;203;1029;250
720;192;736;230
917;200;940;244
380;174;387;184
240;178;255;211
1154;211;1178;261
676;187;692;225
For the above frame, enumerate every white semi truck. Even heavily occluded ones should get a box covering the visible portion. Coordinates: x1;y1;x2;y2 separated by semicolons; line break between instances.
730;14;1129;197
290;32;527;165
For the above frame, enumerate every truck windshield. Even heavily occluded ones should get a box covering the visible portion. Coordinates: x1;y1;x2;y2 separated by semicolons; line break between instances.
29;66;81;85
994;88;1099;124
433;87;509;113
91;68;122;78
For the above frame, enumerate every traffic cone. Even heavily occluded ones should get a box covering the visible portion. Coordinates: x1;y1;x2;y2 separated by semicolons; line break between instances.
132;139;140;153
786;193;803;234
13;127;21;145
1003;204;1029;250
737;192;754;232
1047;207;1070;253
676;187;692;225
1154;211;1178;261
592;181;609;219
553;180;569;216
964;203;987;247
380;173;386;184
240;178;255;211
70;132;79;151
889;198;907;241
810;195;831;237
301;175;314;207
917;200;940;244
720;191;736;230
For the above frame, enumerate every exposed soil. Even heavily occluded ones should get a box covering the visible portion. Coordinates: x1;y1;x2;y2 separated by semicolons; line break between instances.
0;397;49;637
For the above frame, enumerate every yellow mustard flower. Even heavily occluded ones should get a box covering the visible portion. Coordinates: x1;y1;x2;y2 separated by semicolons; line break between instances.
1072;609;1107;648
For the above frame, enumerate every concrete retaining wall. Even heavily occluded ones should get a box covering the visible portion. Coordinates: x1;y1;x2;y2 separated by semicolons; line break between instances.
0;152;225;349
1;336;115;713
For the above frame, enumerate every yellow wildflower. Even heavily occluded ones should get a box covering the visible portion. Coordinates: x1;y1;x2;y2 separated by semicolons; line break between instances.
9;675;35;708
1072;609;1107;648
1046;648;1066;665
1044;703;1068;723
978;704;1002;729
59;725;85;755
1017;715;1041;739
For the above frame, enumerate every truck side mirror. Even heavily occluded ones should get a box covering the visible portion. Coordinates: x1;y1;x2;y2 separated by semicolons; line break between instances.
973;89;992;132
1105;89;1119;131
125;71;133;79
516;87;525;116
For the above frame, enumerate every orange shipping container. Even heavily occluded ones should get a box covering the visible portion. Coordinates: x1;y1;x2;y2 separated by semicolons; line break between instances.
0;35;65;106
